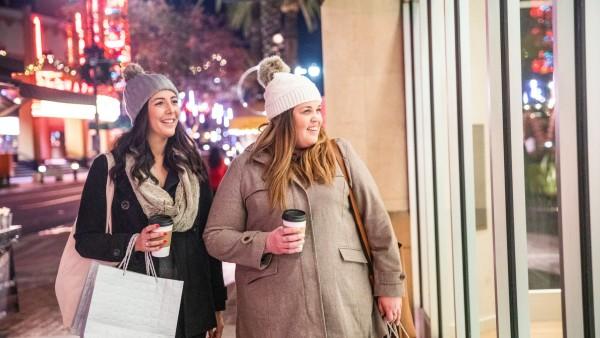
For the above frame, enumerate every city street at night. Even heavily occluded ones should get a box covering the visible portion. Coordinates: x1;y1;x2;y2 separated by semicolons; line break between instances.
0;179;237;337
0;180;84;235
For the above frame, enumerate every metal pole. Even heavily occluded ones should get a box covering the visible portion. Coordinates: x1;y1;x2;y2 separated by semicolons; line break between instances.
93;79;100;154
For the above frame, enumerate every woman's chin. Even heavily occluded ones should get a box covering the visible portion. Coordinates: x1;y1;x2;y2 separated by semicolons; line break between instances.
296;141;318;149
160;128;177;138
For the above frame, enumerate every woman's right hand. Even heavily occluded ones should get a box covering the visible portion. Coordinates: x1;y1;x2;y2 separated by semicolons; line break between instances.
265;226;305;255
134;224;168;252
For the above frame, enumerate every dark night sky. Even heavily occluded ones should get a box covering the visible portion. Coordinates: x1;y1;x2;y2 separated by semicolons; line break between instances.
296;10;323;93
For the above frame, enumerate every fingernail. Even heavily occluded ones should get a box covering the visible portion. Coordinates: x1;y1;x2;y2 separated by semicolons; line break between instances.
163;240;167;243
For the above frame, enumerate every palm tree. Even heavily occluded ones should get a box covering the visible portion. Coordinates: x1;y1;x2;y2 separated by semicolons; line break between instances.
213;0;321;65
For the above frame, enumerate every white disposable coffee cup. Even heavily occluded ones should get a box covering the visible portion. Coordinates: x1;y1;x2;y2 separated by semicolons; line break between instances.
148;215;174;258
282;209;306;251
282;218;306;230
152;224;173;257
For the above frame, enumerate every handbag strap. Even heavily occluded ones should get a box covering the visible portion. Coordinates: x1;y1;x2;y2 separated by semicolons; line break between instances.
71;153;115;235
105;152;115;235
117;233;158;279
330;140;373;266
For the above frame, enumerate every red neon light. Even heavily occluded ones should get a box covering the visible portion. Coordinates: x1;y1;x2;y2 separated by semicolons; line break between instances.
67;28;74;64
32;16;42;60
92;0;101;44
75;12;85;55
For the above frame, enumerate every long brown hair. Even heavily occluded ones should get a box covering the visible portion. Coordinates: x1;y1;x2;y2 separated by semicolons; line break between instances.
250;109;337;209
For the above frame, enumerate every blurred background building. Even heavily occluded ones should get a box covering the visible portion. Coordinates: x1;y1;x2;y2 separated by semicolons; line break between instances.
0;0;324;179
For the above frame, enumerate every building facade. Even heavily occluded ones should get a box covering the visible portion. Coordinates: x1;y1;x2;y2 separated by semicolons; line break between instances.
0;0;129;165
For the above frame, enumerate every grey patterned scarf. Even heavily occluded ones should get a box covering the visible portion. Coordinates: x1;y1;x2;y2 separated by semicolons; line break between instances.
125;154;199;232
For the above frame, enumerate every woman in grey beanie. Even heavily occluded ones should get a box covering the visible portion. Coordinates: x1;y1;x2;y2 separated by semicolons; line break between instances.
74;64;226;338
204;56;405;338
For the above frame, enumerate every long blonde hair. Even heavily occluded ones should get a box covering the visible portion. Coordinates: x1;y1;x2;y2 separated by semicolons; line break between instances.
250;109;337;210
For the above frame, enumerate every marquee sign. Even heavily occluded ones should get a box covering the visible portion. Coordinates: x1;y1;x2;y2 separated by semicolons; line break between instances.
35;71;94;95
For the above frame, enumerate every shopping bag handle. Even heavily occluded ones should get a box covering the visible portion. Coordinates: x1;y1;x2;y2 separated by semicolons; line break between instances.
117;234;158;280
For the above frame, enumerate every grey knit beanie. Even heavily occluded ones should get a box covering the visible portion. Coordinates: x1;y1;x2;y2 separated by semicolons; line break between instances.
123;63;178;124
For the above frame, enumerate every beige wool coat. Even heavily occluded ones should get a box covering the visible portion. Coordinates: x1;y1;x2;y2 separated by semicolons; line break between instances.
203;138;406;338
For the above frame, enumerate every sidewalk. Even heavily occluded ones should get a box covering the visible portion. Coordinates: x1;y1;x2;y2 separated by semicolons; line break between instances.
0;228;237;338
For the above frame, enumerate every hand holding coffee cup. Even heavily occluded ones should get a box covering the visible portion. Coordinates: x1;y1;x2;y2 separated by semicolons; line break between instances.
265;209;306;255
282;209;306;235
147;215;174;257
134;223;168;253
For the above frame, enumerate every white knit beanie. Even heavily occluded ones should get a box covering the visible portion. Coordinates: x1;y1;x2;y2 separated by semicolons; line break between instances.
257;56;322;120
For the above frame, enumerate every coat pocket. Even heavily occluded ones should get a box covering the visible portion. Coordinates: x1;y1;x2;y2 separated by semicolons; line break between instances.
244;259;278;284
243;185;267;203
339;247;368;264
243;186;270;214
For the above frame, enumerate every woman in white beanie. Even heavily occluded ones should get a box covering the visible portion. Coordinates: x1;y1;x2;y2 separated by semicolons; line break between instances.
74;64;226;338
204;56;405;337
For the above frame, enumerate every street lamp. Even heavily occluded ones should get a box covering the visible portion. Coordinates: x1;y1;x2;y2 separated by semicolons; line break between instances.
82;44;113;154
70;162;80;181
308;64;321;78
272;33;284;45
37;165;47;184
294;66;307;76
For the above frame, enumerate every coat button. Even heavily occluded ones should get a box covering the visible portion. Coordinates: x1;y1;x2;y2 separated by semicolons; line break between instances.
120;200;130;210
112;248;121;257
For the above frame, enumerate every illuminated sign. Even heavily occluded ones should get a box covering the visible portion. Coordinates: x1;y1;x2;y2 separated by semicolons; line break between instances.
35;71;94;95
31;95;120;122
0;117;20;135
75;12;85;64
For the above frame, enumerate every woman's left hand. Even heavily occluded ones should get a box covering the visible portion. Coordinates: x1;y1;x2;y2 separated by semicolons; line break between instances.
208;311;224;338
378;296;402;325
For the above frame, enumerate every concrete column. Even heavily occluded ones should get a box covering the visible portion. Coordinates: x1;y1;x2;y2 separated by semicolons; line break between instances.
17;100;35;161
321;0;408;211
64;119;86;159
33;117;50;161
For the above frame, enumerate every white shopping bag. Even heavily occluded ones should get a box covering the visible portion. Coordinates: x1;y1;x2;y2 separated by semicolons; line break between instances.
79;234;184;338
222;262;236;286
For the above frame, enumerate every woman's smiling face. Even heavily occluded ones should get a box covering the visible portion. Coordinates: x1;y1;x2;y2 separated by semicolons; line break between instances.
147;90;179;139
292;100;323;149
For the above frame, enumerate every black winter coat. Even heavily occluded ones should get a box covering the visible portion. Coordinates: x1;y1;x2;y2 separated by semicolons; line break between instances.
74;154;226;337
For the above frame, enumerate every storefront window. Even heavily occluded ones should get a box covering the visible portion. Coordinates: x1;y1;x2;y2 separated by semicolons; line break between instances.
520;1;563;336
521;0;558;290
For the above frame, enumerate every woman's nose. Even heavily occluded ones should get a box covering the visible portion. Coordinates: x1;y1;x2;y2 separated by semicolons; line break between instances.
167;102;178;114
